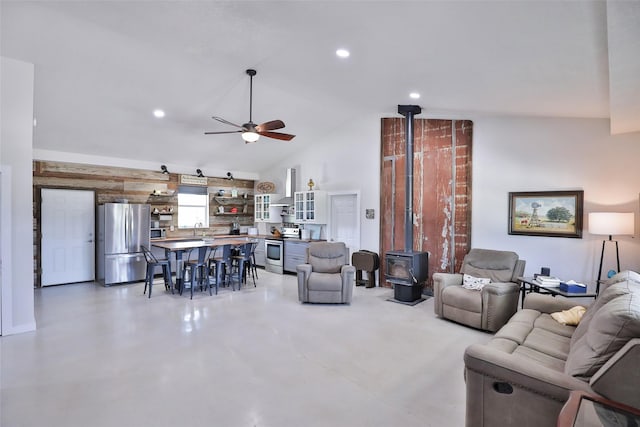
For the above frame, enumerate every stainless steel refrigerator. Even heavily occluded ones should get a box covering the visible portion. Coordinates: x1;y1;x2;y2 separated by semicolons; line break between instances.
97;203;151;285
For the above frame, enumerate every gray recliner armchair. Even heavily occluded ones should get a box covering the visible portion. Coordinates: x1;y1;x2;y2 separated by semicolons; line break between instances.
297;242;356;304
433;248;525;332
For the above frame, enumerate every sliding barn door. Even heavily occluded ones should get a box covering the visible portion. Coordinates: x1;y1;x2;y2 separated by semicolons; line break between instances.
380;118;473;293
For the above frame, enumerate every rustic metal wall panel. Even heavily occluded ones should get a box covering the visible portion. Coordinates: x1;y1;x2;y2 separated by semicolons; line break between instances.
380;118;473;291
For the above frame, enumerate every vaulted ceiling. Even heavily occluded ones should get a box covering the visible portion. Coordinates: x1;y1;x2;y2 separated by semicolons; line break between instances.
2;1;638;175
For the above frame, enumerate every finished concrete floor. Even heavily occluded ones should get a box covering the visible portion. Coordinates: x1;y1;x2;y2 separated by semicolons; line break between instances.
1;271;488;427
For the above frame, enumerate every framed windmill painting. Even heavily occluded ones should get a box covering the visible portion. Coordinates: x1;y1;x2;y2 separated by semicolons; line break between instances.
508;190;584;238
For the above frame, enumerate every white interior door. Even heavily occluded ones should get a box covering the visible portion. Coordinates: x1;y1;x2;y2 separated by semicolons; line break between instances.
328;192;360;258
41;189;95;286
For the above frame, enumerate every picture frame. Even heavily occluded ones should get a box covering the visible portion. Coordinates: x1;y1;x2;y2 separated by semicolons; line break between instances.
508;190;584;238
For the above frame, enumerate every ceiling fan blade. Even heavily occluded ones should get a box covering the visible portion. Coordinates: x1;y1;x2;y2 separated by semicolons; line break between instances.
256;120;285;132
258;131;296;141
212;116;244;129
204;130;243;135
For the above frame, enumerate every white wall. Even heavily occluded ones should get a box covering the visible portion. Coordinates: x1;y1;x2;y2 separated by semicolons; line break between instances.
262;113;640;285
256;112;382;252
18;96;640;326
1;57;36;335
472;115;640;283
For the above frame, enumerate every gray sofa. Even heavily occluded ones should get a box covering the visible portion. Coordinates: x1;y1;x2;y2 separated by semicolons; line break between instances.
464;271;640;427
434;248;525;332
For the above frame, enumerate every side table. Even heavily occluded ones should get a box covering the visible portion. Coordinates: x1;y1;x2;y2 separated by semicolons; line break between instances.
557;390;640;426
517;277;598;308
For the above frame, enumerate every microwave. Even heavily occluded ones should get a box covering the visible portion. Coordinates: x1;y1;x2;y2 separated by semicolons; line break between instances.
150;228;166;239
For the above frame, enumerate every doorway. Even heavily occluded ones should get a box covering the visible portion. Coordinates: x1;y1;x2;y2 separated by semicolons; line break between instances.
41;189;95;286
328;192;360;258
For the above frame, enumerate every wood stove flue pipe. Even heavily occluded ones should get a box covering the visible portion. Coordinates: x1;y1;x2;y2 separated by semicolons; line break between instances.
397;104;422;253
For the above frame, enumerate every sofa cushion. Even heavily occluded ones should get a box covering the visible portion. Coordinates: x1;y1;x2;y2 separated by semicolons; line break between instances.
493;309;538;344
460;248;518;282
534;313;576;338
308;243;346;273
442;286;482;312
513;345;566;372
570;280;639;347
308;272;344;291
603;270;640;290
522;328;572;361
565;289;640;380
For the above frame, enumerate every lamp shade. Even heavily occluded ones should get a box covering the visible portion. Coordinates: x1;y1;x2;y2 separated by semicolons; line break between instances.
588;212;635;236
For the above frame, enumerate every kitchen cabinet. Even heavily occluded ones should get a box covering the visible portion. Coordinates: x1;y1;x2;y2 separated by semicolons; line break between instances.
294;191;327;224
254;194;280;222
284;240;309;273
253;237;266;267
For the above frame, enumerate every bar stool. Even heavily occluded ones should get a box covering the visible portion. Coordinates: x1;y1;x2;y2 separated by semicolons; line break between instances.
209;244;232;291
231;242;257;288
141;246;173;298
181;246;212;299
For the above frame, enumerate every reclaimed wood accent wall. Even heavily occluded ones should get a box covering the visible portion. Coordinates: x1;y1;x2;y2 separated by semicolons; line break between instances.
32;160;255;286
380;118;473;292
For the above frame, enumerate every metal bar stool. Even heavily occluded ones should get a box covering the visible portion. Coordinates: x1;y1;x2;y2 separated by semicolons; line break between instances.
209;244;232;291
231;242;257;288
181;246;212;299
142;246;173;298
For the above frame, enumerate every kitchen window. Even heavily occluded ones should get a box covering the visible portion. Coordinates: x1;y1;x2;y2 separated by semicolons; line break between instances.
177;185;209;228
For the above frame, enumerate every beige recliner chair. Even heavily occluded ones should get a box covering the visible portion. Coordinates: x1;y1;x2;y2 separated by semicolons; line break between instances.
433;248;525;332
297;242;356;304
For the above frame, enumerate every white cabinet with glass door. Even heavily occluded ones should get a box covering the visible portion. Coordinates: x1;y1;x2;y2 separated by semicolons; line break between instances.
294;191;327;224
255;194;280;222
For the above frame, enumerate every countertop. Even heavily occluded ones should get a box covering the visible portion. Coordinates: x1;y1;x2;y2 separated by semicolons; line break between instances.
152;234;325;243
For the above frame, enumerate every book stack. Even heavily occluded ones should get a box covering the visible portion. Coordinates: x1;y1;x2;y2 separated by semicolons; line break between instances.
535;275;561;287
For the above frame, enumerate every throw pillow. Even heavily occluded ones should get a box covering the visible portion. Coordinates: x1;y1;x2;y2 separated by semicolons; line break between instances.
462;274;491;291
551;305;587;326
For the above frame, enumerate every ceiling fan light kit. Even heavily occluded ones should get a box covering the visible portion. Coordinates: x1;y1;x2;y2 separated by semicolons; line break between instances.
242;131;260;143
204;69;295;142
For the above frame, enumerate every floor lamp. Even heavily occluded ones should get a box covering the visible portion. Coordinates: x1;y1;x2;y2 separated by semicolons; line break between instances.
588;212;635;294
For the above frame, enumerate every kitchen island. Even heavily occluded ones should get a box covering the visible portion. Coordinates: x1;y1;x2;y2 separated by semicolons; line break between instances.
152;237;253;291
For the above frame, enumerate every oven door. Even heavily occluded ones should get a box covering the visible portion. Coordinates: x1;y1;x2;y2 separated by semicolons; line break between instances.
265;239;283;274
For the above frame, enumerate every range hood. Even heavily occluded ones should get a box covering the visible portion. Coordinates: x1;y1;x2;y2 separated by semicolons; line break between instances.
272;168;296;206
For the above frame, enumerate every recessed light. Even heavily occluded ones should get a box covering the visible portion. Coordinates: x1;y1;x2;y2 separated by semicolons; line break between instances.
153;109;165;118
336;49;350;58
409;92;420;99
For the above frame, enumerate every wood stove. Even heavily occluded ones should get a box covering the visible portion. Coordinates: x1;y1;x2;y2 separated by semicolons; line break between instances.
385;250;429;302
384;104;429;303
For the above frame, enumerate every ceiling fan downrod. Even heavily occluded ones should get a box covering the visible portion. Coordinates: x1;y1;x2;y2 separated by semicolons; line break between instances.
246;69;256;123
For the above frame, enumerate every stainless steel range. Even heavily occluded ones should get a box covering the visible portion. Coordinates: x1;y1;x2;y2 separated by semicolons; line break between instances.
265;239;283;274
265;225;299;274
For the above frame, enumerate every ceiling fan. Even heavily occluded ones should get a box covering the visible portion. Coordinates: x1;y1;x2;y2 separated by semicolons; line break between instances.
204;69;295;143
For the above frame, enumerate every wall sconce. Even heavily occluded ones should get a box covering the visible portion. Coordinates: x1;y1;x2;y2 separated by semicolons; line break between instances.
226;172;234;181
588;212;635;293
160;165;169;174
196;169;204;178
